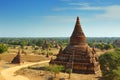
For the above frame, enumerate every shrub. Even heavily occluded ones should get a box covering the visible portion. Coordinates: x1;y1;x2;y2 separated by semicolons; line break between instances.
45;64;64;78
0;44;8;54
99;49;120;80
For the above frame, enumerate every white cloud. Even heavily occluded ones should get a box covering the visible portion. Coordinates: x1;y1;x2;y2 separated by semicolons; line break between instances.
95;5;120;19
74;6;103;10
68;2;90;6
75;5;120;20
53;6;101;11
53;4;120;20
53;4;104;11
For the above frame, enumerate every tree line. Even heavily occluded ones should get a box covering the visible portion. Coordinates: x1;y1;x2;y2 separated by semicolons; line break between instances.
0;37;120;54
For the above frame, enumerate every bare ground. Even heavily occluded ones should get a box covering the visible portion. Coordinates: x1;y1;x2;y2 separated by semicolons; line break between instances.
0;50;50;80
0;47;110;80
15;63;102;80
1;60;50;80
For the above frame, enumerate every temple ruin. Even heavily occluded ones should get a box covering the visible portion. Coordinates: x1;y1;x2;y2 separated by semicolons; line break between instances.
11;50;21;64
50;17;99;74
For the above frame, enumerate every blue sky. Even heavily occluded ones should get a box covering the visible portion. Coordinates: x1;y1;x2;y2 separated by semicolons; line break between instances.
0;0;120;37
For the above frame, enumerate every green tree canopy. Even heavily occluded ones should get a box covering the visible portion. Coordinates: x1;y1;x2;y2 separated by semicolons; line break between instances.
0;44;8;54
20;40;28;49
45;64;64;78
99;49;120;80
104;44;113;50
36;40;44;47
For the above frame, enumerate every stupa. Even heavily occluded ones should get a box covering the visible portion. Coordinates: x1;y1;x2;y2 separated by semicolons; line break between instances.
50;17;99;74
11;50;21;64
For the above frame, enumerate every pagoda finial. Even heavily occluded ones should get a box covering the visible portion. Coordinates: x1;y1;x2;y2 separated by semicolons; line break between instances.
77;16;79;20
70;16;86;45
76;16;80;26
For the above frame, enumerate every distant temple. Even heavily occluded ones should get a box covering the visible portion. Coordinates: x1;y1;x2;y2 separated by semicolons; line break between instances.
113;40;120;48
50;17;99;74
11;50;21;64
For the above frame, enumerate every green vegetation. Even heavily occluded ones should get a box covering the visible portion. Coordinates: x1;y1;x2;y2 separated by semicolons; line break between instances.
0;44;8;54
45;64;64;78
20;40;28;49
99;49;120;80
0;37;120;49
96;43;113;50
88;42;113;50
36;39;44;47
1;37;120;79
66;68;72;79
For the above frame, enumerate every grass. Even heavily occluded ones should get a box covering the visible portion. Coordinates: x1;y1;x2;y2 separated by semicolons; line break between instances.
15;63;102;80
0;46;60;62
0;53;49;62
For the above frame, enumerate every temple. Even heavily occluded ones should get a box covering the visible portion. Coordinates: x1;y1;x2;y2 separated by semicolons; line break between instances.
11;50;21;64
50;17;99;74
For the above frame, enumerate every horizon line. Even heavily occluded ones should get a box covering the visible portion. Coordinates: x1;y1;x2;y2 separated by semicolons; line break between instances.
0;36;120;38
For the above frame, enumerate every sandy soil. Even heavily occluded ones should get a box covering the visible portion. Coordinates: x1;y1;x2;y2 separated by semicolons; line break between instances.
0;50;50;80
16;70;102;80
16;63;102;80
0;60;19;80
0;61;6;80
0;60;50;80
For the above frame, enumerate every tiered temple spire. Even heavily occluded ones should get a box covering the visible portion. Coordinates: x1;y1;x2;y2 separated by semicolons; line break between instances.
70;16;86;45
50;17;100;74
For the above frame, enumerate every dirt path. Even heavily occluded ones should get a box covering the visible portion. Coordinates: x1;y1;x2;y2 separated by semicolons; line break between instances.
1;60;50;80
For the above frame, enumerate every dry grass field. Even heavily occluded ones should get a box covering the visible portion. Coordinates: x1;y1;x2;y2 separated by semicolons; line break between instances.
0;53;50;62
0;46;59;62
15;63;102;80
0;46;109;80
0;46;53;80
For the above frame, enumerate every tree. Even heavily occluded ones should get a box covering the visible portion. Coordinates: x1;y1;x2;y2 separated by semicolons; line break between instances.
104;44;113;50
95;43;104;50
0;44;8;54
66;68;72;79
36;40;43;47
31;44;36;50
20;40;28;49
88;42;94;47
112;67;120;80
45;64;64;78
99;49;120;80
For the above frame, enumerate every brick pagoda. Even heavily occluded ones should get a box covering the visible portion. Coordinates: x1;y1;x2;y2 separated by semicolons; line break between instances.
11;50;21;64
50;17;99;74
